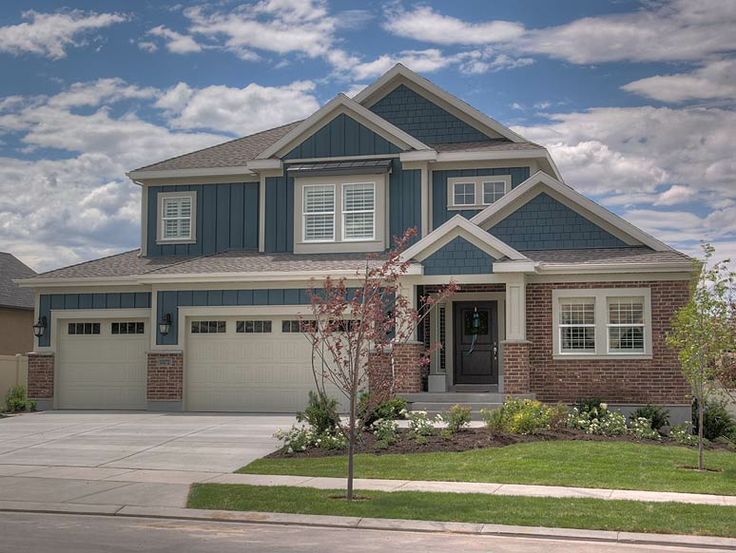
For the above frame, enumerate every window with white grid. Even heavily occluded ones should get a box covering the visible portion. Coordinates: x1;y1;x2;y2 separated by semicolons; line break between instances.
607;298;645;353
452;182;475;206
303;185;335;242
482;181;506;204
342;183;375;241
160;193;194;241
558;299;596;353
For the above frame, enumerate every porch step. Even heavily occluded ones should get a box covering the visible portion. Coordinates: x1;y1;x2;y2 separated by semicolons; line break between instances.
403;392;536;420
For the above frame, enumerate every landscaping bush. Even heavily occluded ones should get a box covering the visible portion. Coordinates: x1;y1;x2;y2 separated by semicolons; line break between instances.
4;385;36;413
440;404;471;435
670;423;699;446
274;425;347;454
693;399;736;440
631;405;670;431
370;418;399;448
358;393;408;428
407;410;435;442
628;417;661;440
576;397;604;414
481;399;568;435
296;391;340;435
567;403;627;436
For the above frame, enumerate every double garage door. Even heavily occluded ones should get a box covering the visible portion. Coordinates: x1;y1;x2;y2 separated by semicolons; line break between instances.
56;315;337;412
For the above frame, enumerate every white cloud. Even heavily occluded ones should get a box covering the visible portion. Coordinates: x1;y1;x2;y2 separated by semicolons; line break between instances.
350;49;457;80
156;81;319;135
147;25;202;54
622;59;736;103
0;10;127;59
383;5;524;45
137;41;158;53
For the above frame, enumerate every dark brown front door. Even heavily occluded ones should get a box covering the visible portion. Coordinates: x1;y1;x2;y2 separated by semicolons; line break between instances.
453;301;498;385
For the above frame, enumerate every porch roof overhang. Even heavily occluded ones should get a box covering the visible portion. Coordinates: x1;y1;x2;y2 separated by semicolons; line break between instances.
288;159;392;177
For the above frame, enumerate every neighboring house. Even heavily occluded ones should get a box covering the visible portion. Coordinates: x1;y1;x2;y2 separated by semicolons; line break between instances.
0;252;35;355
17;65;695;421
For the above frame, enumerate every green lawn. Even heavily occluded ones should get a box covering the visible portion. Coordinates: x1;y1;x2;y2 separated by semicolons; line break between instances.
241;441;736;495
188;484;736;537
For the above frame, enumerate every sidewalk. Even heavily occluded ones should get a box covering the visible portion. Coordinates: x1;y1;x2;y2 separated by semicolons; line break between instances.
2;464;736;507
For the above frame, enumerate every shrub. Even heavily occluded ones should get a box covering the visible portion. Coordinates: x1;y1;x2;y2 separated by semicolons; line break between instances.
371;418;399;448
576;397;604;414
274;425;347;453
481;399;568;435
314;432;348;450
628;417;661;440
631;405;670;431
4;385;36;413
358;393;408;428
407;410;435;439
296;391;340;435
567;403;627;436
693;399;736;440
440;404;471;435
670;423;699;446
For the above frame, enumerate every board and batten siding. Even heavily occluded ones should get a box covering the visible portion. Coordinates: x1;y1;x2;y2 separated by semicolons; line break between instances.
147;183;259;257
37;292;152;347
432;167;530;229
389;159;421;244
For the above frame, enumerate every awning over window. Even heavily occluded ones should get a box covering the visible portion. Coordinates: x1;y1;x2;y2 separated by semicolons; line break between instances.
287;159;392;177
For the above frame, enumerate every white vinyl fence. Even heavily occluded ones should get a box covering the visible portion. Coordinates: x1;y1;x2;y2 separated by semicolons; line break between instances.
0;354;28;402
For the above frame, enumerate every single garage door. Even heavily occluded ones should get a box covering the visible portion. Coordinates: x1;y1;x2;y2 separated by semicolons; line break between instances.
57;319;148;409
186;316;343;412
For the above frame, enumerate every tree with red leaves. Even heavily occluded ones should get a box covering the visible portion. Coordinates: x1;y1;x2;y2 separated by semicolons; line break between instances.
303;227;457;500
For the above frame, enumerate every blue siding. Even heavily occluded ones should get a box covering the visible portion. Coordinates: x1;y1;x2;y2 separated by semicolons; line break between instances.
37;292;151;347
432;167;530;228
156;288;356;345
489;192;628;250
389;159;421;245
369;85;490;144
422;236;495;275
147;183;259;257
284;114;402;160
264;174;294;253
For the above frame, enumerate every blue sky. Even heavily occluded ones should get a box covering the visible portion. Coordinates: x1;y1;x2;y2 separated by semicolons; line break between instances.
0;0;734;271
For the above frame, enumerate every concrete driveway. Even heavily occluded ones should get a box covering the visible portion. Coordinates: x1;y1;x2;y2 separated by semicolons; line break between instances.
0;411;292;472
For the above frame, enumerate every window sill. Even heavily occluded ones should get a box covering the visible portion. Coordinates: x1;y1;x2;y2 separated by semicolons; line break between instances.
553;353;653;361
156;238;197;245
447;205;485;211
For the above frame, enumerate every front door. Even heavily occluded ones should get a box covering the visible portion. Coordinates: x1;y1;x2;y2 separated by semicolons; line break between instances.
453;301;498;385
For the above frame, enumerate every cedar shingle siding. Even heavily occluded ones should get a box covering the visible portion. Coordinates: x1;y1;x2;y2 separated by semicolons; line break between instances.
422;236;495;275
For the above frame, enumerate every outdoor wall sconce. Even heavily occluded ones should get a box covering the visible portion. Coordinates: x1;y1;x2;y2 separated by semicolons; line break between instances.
159;313;172;336
32;316;47;338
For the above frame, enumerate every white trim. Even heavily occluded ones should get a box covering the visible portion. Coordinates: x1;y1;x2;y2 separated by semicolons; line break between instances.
420;162;429;237
446;175;511;210
472;171;673;252
258;174;266;252
302;183;336;243
538;261;693;274
246;159;282;171
551;288;652;360
401;214;528;263
354;63;526;143
284;153;400;164
400;150;438;162
156;191;196;244
256;94;431;160
47;308;150;354
128;166;255;180
341;182;376;242
140;183;148;256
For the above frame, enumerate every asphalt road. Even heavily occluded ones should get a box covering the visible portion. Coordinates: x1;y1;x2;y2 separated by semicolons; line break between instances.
0;512;726;553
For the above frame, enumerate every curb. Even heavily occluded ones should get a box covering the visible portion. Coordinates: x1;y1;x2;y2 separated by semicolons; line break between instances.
0;501;734;550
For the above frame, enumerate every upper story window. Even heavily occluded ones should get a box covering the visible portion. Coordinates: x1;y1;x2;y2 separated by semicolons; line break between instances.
295;174;386;254
448;175;511;210
157;191;196;243
552;288;652;359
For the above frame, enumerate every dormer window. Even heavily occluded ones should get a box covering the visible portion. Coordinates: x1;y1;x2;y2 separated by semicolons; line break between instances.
157;191;196;243
448;175;511;210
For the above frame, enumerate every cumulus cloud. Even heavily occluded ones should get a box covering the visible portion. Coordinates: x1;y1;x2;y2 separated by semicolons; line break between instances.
0;10;128;59
147;25;202;54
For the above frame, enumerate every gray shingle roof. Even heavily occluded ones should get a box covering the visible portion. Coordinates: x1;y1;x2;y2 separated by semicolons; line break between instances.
132;121;302;172
28;250;183;280
523;247;693;265
0;253;36;309
431;140;544;153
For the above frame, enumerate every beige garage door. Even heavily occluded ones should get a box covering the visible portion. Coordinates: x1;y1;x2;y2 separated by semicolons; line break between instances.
57;319;148;409
186;316;343;412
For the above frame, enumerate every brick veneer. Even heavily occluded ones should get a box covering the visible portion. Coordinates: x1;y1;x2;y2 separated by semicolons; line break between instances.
368;342;424;398
147;352;183;401
27;353;54;400
503;341;530;394
526;280;692;404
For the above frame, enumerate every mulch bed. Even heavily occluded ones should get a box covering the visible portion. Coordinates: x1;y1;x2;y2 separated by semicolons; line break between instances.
266;427;733;459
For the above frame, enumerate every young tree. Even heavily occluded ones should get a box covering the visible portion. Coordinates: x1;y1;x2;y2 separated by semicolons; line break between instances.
667;244;736;470
303;227;456;500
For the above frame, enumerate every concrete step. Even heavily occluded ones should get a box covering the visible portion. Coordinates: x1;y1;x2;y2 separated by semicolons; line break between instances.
402;392;535;403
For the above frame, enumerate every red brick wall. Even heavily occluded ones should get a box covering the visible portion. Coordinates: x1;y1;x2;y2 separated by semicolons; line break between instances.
147;352;183;401
27;353;54;399
368;342;424;397
503;341;530;394
527;280;691;404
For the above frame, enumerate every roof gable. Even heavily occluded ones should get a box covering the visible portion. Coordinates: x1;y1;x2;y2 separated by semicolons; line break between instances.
422;236;495;275
284;113;402;159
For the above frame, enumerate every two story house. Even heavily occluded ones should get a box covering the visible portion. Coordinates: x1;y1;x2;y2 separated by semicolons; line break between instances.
18;65;695;422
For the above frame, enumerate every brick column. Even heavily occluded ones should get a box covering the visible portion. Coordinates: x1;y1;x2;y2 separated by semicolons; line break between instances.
503;341;530;394
147;352;183;409
27;353;54;409
367;341;424;398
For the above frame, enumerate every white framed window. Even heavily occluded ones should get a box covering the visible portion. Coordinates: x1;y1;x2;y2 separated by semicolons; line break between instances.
552;288;652;358
342;183;375;241
157;191;196;243
303;184;336;242
482;180;507;205
448;175;511;209
452;182;476;206
607;297;645;354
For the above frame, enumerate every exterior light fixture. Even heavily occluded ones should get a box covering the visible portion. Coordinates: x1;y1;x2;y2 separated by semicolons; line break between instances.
32;316;47;338
159;313;172;336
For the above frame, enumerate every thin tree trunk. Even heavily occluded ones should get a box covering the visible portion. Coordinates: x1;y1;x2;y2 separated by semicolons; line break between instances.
346;390;356;501
698;397;705;471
